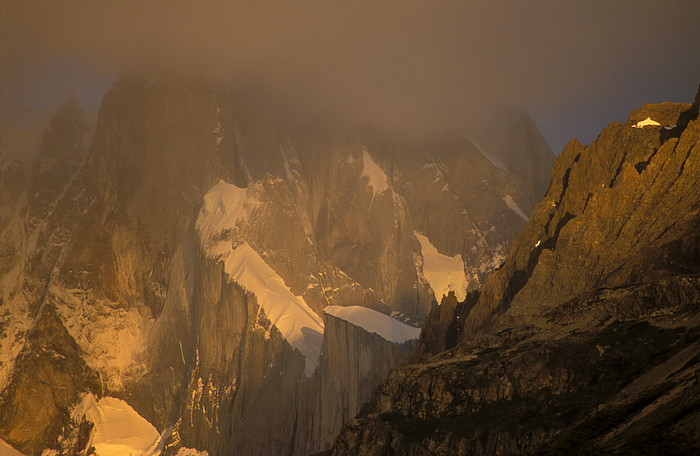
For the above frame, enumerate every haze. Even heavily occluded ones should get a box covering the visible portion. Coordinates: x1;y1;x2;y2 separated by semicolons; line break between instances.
2;0;700;155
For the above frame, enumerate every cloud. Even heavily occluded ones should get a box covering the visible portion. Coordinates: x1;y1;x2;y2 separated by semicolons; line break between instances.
2;0;700;140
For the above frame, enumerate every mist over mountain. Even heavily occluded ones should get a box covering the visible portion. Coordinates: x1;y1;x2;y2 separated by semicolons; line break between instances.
0;75;553;455
327;84;700;456
2;3;700;456
3;1;700;157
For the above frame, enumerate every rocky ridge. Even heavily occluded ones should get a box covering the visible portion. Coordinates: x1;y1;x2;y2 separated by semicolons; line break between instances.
326;85;700;455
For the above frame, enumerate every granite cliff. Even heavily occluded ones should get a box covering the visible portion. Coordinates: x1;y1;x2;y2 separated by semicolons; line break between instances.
0;77;551;455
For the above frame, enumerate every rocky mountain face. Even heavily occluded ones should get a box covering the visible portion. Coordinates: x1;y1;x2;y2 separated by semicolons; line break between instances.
297;311;416;453
326;86;700;455
470;108;555;201
0;144;26;301
0;77;551;456
387;137;539;290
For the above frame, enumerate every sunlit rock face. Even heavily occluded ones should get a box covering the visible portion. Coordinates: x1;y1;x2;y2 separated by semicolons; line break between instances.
326;87;700;456
0;77;551;456
463;92;699;339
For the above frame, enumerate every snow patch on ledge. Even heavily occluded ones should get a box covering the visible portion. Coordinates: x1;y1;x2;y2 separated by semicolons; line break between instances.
632;117;661;128
324;306;420;343
196;182;324;376
196;181;261;250
361;148;389;197
502;195;528;221
414;232;468;302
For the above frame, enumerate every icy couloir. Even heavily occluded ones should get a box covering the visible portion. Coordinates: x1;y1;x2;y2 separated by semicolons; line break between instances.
196;181;325;376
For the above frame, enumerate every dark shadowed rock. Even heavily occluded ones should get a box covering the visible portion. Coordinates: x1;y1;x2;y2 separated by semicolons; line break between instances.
27;95;90;229
0;306;100;456
0;145;26;279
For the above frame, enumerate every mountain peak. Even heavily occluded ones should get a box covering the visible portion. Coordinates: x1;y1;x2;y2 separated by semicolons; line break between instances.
461;88;700;338
326;84;700;456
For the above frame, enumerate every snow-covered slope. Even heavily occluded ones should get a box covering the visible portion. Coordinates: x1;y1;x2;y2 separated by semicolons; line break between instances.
414;232;468;301
79;395;160;456
196;182;324;376
72;394;207;456
223;243;324;375
324;306;420;344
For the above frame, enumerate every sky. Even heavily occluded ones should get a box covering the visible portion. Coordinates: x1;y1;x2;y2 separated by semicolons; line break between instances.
1;0;699;157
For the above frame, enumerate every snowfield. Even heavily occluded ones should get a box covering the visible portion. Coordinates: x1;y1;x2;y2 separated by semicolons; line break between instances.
324;305;420;343
414;232;468;302
79;395;160;456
